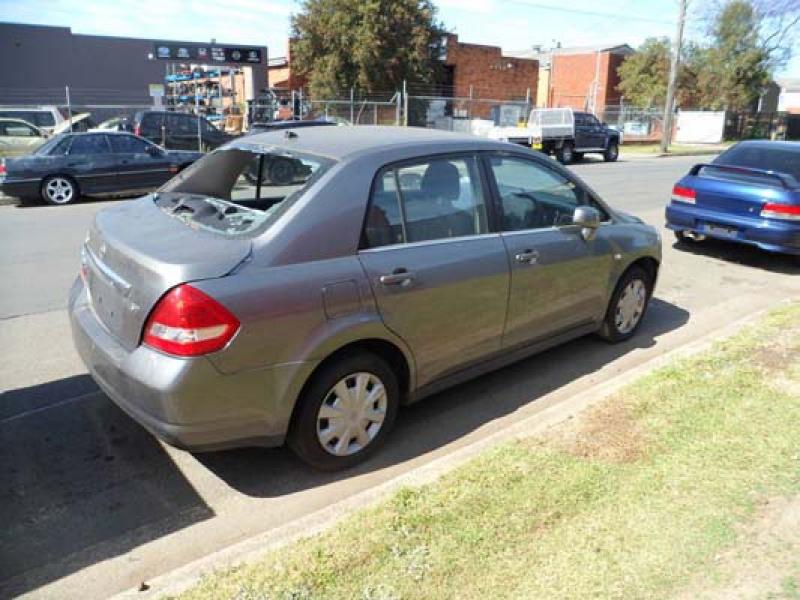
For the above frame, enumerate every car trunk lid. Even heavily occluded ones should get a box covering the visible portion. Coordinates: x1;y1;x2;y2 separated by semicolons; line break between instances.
83;195;251;351
685;163;796;218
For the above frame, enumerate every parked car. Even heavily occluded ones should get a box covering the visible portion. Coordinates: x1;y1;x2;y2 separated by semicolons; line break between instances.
0;131;203;205
132;111;232;151
0;106;66;134
69;126;661;470
0;118;49;157
93;116;132;132
665;140;800;257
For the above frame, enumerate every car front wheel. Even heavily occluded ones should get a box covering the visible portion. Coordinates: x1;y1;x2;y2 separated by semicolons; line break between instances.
598;266;652;342
41;175;79;205
288;352;400;471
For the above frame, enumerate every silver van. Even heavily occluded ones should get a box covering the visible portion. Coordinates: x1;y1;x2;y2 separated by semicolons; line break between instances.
70;126;661;470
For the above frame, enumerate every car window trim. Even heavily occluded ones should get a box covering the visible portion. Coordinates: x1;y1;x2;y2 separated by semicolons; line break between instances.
358;151;494;251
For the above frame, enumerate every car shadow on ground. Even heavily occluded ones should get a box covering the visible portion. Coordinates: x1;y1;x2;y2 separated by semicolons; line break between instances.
672;238;800;275
0;298;688;596
0;375;214;597
198;296;689;497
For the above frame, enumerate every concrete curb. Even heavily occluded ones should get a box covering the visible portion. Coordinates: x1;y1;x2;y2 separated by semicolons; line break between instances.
620;151;722;160
114;305;777;600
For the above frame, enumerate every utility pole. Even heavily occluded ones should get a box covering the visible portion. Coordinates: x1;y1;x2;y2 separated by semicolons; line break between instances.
661;0;687;153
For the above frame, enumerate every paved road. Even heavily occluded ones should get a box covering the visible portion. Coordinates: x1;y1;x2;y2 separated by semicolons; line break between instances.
2;156;799;599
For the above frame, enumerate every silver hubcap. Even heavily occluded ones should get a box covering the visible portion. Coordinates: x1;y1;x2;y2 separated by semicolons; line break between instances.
316;372;388;457
615;279;647;334
45;178;74;204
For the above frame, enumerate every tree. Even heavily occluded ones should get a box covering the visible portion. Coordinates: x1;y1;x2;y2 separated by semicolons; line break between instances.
290;0;446;99
617;37;698;108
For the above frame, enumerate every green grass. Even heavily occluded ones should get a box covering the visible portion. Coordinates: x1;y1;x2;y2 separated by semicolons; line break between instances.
621;142;733;155
181;304;800;600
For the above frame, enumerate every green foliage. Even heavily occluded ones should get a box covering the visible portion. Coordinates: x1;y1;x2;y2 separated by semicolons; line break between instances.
618;0;797;110
616;37;697;108
290;0;446;98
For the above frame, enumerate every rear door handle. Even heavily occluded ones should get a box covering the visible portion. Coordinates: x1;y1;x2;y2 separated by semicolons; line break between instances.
379;269;414;287
514;249;539;265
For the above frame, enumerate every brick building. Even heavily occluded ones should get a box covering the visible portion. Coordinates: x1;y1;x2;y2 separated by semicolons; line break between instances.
439;34;539;117
512;44;633;113
267;40;306;90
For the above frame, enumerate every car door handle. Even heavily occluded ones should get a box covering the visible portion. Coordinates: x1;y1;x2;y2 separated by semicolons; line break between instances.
379;269;414;287
514;249;540;265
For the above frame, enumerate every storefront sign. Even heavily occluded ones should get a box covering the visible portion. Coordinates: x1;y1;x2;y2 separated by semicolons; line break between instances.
153;43;262;64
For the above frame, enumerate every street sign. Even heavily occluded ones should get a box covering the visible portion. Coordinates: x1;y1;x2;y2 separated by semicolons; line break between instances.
148;84;165;98
152;43;263;64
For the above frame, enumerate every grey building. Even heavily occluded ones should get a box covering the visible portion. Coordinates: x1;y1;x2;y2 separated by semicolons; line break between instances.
0;22;267;107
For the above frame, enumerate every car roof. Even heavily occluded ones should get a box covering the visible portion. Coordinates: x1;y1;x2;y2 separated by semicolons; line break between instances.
732;140;800;152
239;125;509;160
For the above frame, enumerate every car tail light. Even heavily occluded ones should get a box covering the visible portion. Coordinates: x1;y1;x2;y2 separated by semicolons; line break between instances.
761;203;800;221
133;124;141;137
671;184;696;204
143;284;240;356
0;161;6;175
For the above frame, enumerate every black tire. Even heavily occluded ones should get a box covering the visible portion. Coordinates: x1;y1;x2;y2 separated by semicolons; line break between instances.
673;230;688;244
41;175;80;205
573;152;584;162
268;157;296;186
288;352;400;471
556;142;575;165
597;266;653;343
604;141;619;162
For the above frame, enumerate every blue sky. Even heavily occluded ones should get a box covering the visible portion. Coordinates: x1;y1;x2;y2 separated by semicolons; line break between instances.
0;0;797;75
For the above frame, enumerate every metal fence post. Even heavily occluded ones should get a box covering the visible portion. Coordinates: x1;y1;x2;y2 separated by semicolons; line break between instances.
350;87;355;124
395;90;400;126
65;86;73;132
468;85;473;119
403;80;408;127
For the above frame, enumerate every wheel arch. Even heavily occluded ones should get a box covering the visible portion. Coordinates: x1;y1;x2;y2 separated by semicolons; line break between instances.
286;336;414;437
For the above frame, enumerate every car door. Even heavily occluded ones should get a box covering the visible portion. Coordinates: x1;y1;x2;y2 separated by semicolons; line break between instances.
358;155;510;387
166;113;198;150
584;114;607;149
110;134;174;190
63;134;119;193
484;153;614;349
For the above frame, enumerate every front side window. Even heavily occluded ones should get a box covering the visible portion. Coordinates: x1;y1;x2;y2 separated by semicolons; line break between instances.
110;135;151;154
68;135;110;155
489;155;586;231
364;156;488;248
1;123;39;137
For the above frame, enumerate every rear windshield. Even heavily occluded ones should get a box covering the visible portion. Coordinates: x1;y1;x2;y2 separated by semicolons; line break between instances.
710;145;800;184
0;110;56;127
156;147;334;237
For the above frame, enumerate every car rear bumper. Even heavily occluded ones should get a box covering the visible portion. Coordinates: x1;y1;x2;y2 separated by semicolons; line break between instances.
0;177;40;199
69;278;313;451
665;202;800;255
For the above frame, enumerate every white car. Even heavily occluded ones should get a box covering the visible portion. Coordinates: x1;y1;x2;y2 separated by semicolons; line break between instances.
0;106;66;134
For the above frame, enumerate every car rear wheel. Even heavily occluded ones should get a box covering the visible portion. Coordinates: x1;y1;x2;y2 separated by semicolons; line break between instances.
604;141;619;162
41;175;79;205
598;266;652;342
556;142;575;165
288;352;399;471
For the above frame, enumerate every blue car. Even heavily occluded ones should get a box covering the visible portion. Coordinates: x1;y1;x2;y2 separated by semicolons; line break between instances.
665;140;800;256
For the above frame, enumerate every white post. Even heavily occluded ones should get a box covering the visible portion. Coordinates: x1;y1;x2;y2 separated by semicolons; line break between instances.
350;87;355;124
403;80;408;126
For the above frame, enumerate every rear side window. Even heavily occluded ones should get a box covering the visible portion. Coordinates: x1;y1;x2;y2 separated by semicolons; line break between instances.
0;122;40;137
69;135;110;155
166;113;194;134
364;156;488;248
140;113;163;133
713;145;800;182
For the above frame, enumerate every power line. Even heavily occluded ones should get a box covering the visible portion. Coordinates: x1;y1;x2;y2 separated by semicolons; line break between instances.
497;0;676;25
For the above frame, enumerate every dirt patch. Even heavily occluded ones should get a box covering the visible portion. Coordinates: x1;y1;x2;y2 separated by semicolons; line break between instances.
672;495;800;600
547;397;648;464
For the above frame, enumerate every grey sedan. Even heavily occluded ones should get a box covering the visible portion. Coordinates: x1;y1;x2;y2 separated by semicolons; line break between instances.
69;126;661;470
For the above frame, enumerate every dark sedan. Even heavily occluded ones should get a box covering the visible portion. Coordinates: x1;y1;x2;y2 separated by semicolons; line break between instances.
0;131;203;205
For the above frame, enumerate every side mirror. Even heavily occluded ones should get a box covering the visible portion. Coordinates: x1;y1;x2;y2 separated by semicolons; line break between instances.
573;206;601;241
146;145;162;157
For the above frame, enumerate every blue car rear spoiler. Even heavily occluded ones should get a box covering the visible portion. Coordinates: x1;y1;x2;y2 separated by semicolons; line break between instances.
689;163;798;189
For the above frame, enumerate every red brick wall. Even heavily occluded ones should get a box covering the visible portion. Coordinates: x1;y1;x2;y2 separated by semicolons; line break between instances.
445;35;538;119
549;51;626;112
